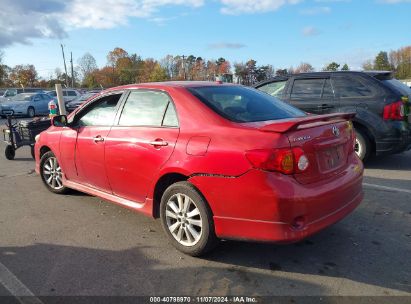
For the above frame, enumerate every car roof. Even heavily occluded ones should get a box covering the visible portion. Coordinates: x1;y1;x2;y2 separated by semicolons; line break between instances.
103;81;239;93
255;70;394;87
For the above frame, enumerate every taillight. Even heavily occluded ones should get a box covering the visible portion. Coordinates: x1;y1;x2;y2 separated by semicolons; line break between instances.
245;147;309;174
383;101;405;121
346;121;356;153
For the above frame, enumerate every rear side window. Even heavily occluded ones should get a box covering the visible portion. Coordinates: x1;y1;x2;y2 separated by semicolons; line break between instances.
119;90;178;127
257;81;287;98
188;86;305;123
291;79;325;99
332;77;373;98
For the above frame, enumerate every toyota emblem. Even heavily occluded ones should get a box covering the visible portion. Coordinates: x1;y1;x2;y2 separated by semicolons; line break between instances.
332;126;340;137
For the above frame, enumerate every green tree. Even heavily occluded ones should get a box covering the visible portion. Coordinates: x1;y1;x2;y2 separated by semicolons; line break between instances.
323;62;340;71
275;69;288;76
374;51;392;71
341;64;350;71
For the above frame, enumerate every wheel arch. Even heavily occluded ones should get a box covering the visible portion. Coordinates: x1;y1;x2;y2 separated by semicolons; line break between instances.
152;172;189;218
352;120;376;156
39;145;52;159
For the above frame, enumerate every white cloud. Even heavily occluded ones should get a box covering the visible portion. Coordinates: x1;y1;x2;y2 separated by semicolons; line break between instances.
0;0;204;47
63;0;204;29
300;6;331;15
208;42;246;49
219;0;302;15
302;26;321;36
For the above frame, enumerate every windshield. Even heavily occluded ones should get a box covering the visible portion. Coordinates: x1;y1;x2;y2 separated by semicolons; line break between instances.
383;79;411;96
188;85;306;123
11;94;33;101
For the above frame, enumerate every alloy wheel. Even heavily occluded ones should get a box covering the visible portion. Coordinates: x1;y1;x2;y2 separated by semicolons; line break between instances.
355;138;363;158
165;193;203;247
43;157;64;190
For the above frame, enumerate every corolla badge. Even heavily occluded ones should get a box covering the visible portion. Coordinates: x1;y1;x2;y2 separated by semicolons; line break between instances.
291;135;311;142
332;126;340;137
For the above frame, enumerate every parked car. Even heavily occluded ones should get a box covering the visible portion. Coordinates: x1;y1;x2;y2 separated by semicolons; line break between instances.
65;92;100;112
0;92;52;118
35;82;363;256
0;88;44;102
46;89;81;103
255;71;411;161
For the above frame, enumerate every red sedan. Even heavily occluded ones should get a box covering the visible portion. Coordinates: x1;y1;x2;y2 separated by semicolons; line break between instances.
35;82;363;256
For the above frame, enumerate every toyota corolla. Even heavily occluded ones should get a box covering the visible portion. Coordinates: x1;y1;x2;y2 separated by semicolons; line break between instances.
35;82;363;256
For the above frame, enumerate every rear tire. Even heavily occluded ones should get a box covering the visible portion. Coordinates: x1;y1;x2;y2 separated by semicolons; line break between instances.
27;107;35;118
5;145;15;160
30;146;35;159
40;151;68;194
355;128;371;162
160;181;219;256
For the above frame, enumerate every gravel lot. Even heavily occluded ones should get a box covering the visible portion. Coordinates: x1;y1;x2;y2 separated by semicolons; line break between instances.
0;118;410;300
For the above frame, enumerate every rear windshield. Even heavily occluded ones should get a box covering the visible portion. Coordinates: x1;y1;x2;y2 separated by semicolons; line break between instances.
382;79;411;96
188;86;306;123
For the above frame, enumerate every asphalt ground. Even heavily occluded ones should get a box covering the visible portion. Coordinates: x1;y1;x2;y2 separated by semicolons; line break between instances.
0;117;410;302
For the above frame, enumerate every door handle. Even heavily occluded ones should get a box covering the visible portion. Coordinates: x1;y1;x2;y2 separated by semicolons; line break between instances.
148;139;168;147
93;135;104;143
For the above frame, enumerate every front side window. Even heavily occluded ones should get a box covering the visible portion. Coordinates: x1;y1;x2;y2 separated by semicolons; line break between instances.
68;91;77;96
188;86;305;123
333;77;373;98
119;90;178;127
77;93;122;127
257;81;287;98
291;79;325;99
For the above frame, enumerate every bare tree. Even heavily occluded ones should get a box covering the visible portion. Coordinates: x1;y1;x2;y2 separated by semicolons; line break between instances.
294;62;315;74
77;53;98;82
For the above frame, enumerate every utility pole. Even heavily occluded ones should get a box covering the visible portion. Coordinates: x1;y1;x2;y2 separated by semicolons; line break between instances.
60;44;69;87
182;55;186;80
70;52;74;88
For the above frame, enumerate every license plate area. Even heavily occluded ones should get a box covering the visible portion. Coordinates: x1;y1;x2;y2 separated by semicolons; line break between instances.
319;145;344;172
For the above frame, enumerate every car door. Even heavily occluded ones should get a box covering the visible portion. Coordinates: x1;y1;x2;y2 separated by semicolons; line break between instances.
288;77;336;114
39;94;51;114
32;94;42;113
60;91;124;192
105;89;180;203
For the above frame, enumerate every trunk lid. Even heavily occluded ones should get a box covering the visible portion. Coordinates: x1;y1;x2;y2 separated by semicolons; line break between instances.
258;113;356;184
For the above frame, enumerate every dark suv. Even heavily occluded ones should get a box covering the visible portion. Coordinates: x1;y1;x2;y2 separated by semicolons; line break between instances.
255;71;411;161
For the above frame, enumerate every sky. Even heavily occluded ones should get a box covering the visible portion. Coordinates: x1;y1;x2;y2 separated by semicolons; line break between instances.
1;0;411;79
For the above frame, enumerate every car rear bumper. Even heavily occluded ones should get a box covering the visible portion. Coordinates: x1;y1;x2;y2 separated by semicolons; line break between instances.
189;154;364;243
376;129;411;155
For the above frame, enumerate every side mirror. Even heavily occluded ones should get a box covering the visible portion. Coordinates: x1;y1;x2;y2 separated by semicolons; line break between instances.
52;115;68;127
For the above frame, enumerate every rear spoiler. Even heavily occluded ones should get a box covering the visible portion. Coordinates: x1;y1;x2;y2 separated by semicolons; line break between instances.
260;113;356;133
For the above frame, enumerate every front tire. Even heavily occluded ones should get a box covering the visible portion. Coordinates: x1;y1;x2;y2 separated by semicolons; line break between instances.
160;181;218;256
40;151;68;194
354;128;371;161
27;107;35;118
